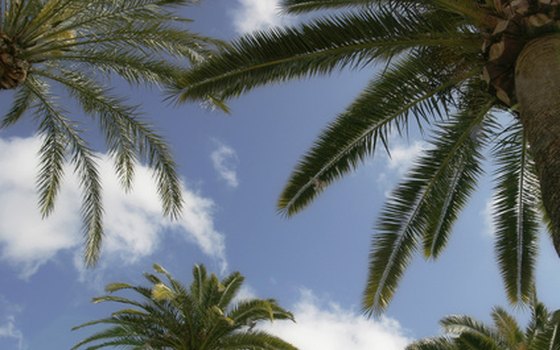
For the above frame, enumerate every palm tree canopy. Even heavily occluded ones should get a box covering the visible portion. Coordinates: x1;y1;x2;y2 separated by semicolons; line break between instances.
176;0;560;314
407;296;560;350
72;263;298;350
0;0;226;266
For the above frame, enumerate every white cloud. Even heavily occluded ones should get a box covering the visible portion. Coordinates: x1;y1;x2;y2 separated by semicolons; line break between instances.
233;284;258;305
262;289;411;350
231;0;292;34
211;142;239;188
482;197;496;237
377;141;426;194
0;135;227;277
0;297;25;350
386;141;425;176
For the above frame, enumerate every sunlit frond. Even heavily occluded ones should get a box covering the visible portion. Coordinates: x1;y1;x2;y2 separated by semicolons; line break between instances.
0;0;218;265
72;264;296;349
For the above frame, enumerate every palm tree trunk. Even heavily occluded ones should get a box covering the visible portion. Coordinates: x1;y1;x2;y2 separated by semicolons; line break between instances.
0;32;29;89
516;34;560;256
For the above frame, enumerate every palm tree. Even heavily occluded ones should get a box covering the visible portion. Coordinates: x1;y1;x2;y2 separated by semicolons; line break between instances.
0;0;225;266
72;264;298;349
175;0;560;313
407;296;560;350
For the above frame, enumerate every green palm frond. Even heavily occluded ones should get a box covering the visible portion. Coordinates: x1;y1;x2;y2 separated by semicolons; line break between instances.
219;332;298;350
406;337;457;350
279;49;480;217
492;122;540;304
72;264;297;350
441;315;505;349
177;8;478;102
1;86;35;127
491;306;524;347
363;89;493;314
411;297;560;350
281;0;379;13
526;296;550;344
0;0;222;265
177;0;560;316
25;76;104;265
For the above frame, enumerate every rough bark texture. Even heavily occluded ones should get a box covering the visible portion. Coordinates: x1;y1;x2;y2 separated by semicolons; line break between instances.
515;34;560;255
0;33;29;89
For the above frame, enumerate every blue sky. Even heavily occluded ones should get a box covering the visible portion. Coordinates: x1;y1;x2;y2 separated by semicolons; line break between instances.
1;1;560;349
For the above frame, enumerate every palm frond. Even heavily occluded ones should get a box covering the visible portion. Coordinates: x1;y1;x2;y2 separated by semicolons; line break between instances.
39;49;182;86
491;306;525;347
281;0;425;14
362;88;493;315
279;48;480;218
73;264;296;350
492;121;540;304
1;0;220;266
406;337;457;350
25;76;104;266
219;331;298;350
177;8;479;102
1;85;35;128
441;315;505;349
34;68;183;215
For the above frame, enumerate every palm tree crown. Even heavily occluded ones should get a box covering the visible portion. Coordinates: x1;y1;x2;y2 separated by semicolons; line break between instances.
0;0;224;266
408;296;560;350
176;0;560;314
72;264;298;350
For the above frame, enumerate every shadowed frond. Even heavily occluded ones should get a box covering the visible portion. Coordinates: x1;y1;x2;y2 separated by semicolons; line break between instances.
281;0;427;14
177;8;478;102
363;87;493;314
279;48;481;217
492;121;540;304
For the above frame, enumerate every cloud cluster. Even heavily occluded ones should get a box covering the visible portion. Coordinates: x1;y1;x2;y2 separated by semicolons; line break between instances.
211;141;239;188
0;136;226;277
0;296;25;350
262;289;411;350
231;0;291;34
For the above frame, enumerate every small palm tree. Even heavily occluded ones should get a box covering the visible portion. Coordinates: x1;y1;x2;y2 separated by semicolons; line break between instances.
0;0;224;266
72;264;298;350
408;296;560;350
176;0;560;313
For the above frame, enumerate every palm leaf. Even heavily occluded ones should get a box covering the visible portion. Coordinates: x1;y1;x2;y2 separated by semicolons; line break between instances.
363;90;493;314
491;306;524;347
177;8;479;102
492;121;540;304
25;76;104;266
279;48;480;217
441;315;504;349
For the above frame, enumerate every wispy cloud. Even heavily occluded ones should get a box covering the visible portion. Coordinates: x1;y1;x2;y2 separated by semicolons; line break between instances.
377;141;426;193
211;141;239;188
0;296;25;350
0;136;227;277
481;197;496;238
231;0;292;34
386;141;426;175
262;289;411;349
